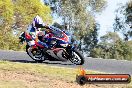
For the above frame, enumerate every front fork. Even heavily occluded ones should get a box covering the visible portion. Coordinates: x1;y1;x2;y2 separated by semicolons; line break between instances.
66;44;76;58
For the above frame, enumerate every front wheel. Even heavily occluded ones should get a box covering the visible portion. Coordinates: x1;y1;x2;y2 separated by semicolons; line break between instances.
69;49;85;65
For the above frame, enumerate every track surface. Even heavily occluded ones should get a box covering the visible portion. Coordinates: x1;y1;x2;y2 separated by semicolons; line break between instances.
0;50;132;74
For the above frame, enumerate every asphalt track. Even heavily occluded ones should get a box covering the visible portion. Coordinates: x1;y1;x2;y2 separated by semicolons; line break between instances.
0;50;132;74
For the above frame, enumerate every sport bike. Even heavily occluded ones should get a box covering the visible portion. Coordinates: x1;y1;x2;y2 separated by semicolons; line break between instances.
19;26;84;65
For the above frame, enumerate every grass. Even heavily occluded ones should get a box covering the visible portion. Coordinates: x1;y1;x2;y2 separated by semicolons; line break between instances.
0;60;99;81
0;60;131;88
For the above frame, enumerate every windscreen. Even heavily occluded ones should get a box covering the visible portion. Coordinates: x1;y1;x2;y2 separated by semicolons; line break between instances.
49;26;64;38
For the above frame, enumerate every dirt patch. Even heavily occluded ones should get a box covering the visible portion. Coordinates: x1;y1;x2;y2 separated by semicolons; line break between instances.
0;70;129;88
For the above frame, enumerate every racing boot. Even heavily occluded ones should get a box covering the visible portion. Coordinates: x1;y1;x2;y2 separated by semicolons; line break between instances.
43;47;49;59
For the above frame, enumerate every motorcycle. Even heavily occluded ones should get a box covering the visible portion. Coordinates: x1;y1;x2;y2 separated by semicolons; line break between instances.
19;26;85;65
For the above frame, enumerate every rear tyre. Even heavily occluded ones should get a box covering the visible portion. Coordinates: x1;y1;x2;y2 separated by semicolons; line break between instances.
26;45;44;62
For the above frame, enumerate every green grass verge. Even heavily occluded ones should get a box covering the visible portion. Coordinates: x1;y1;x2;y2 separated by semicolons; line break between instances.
0;60;100;81
0;60;131;88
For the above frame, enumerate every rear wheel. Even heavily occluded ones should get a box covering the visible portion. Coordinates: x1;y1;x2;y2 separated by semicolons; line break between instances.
69;49;85;65
26;45;45;62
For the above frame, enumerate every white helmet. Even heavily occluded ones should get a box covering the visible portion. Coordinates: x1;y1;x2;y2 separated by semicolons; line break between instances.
33;15;44;25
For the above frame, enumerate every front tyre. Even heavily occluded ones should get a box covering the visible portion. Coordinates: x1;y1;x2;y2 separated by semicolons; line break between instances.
69;49;85;65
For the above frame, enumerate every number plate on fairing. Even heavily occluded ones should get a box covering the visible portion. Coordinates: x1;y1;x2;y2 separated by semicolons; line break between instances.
28;40;35;46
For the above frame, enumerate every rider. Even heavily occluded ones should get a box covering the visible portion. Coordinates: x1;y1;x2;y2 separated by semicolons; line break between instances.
27;15;50;53
27;15;45;39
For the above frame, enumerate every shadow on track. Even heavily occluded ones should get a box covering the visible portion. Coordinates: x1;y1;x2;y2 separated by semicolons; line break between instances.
4;59;74;66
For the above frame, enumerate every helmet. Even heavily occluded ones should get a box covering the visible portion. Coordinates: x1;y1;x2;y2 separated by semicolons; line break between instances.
33;15;44;25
